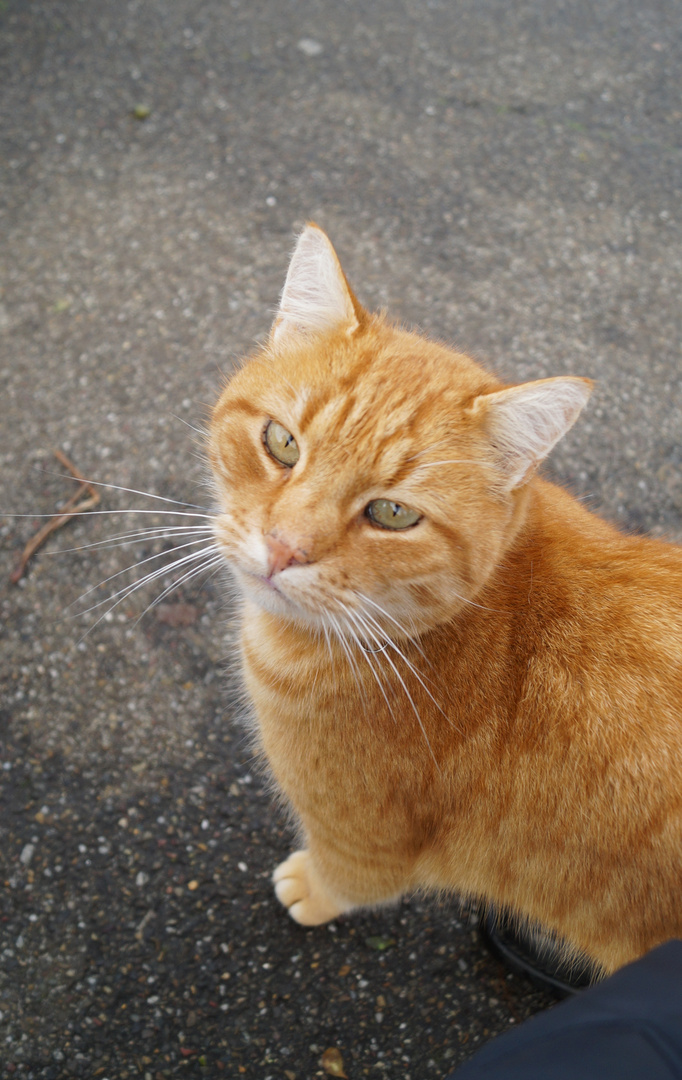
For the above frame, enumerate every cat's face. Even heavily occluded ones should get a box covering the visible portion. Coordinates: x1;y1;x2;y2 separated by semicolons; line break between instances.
208;226;591;641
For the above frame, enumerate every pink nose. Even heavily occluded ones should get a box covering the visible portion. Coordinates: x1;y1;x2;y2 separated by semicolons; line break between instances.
265;534;308;577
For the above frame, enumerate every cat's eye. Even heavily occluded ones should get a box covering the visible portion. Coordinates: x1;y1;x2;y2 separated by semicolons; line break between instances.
264;420;300;467
366;499;421;530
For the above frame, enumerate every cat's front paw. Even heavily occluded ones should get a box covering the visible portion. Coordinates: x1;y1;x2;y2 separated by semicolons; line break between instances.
273;850;345;926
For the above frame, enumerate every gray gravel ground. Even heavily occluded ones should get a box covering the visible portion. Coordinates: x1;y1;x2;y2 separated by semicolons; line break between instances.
1;0;681;1077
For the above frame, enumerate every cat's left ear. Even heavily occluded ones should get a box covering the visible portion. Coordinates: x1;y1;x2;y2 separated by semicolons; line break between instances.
271;224;363;346
470;376;593;490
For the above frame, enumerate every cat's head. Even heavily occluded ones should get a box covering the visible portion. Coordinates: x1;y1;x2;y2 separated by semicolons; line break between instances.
208;225;591;640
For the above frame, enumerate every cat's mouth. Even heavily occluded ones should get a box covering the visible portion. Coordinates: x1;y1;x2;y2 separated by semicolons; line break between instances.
238;565;327;623
239;567;303;613
253;572;284;594
242;568;285;595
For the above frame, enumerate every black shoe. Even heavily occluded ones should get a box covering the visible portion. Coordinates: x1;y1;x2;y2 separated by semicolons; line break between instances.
482;910;600;997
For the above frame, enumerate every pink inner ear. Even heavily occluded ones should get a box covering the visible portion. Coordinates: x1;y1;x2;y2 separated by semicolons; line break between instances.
475;377;592;490
271;225;359;344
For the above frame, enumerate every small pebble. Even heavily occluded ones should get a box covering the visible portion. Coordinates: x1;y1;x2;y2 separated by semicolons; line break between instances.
19;844;35;866
297;38;323;56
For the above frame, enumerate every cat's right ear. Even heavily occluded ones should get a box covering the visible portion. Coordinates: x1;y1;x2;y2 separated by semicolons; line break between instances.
270;224;363;346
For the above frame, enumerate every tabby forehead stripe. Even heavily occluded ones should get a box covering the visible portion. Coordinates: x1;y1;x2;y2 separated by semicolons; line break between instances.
215;396;263;421
324;390;360;439
296;387;339;434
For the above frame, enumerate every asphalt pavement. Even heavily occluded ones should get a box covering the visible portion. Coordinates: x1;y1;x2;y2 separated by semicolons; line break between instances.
1;1;681;1077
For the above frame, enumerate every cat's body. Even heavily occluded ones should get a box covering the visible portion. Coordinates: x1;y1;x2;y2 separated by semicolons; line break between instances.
209;225;682;975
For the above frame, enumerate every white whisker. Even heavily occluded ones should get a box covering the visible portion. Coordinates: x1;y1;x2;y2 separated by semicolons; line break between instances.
326;612;364;691
34;470;216;512
354;591;427;658
73;536;219;606
449;590;502;614
342;607;439;767
410;459;488;471
404;441;451;462
355;607;454;729
358;580;500;620
171;414;208;438
321;621;334;666
73;544;220;628
76;548;224;642
7;508;215;520
130;553;225;628
74;546;218;624
49;525;214;555
336;602;396;721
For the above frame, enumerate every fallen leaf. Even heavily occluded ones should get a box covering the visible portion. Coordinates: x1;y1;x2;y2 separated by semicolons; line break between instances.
321;1047;348;1078
365;935;395;952
156;602;198;627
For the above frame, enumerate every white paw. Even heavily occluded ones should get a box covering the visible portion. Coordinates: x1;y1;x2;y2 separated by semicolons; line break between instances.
272;850;344;926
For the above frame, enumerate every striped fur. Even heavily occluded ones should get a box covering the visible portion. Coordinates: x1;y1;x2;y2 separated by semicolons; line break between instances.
208;226;682;974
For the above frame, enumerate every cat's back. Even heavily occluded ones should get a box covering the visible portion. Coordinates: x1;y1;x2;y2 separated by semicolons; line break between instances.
527;479;682;622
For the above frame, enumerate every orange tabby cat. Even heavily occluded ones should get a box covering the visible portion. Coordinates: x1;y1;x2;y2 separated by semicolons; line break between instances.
208;224;682;975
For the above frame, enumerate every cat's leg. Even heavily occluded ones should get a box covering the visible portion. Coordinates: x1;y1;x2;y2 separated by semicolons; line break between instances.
273;842;410;926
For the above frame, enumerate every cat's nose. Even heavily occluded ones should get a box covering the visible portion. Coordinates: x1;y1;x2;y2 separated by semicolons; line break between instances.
265;533;309;577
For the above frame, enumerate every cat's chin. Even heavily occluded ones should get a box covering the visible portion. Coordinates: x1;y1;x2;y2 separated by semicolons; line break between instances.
235;566;321;626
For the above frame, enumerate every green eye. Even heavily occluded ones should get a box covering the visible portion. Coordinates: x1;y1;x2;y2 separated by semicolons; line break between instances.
366;499;421;530
264;420;300;467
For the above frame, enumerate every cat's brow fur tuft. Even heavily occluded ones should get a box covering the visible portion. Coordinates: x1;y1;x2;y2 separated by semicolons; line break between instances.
208;224;682;974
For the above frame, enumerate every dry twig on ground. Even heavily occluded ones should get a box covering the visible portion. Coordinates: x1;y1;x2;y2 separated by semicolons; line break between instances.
10;450;100;584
